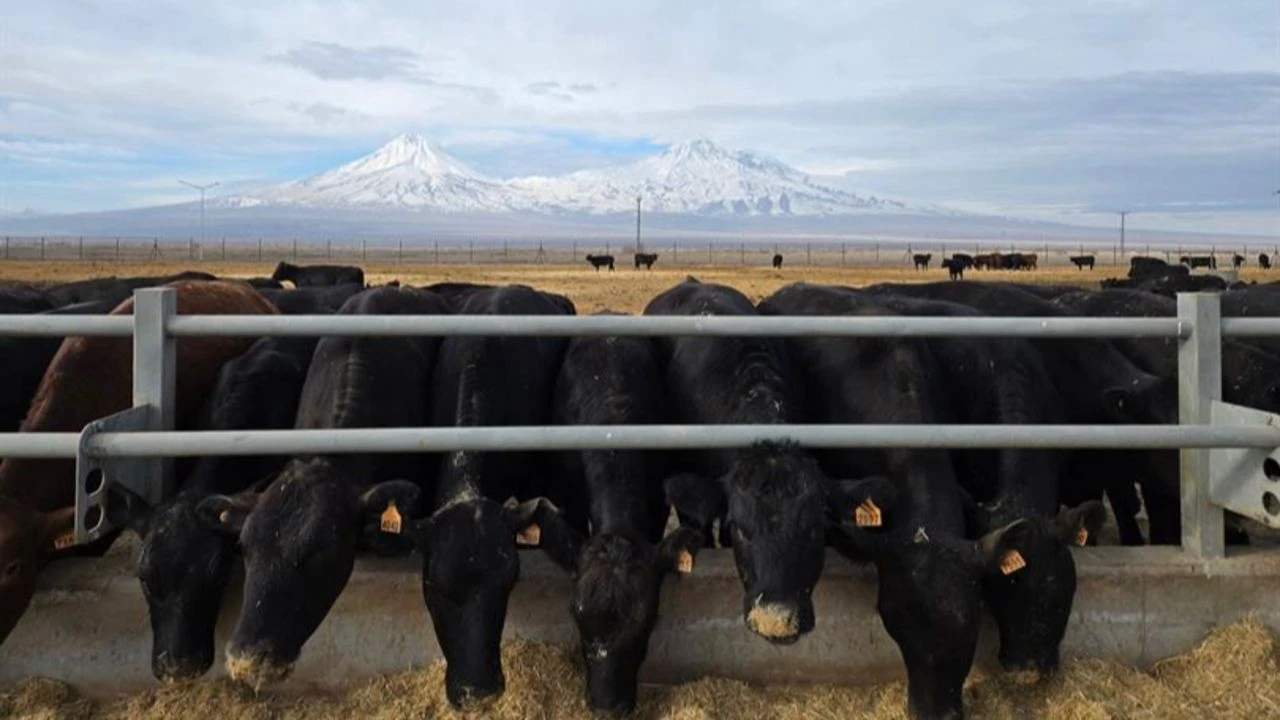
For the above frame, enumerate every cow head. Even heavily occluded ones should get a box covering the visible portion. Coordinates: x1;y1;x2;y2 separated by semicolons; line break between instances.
197;458;404;690
971;501;1107;674
269;261;298;284
106;481;267;682
363;482;559;710
0;498;74;645
831;488;1037;720
532;504;702;715
664;442;888;645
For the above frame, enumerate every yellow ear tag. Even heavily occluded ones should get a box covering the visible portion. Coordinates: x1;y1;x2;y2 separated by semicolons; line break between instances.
1000;549;1027;576
675;549;694;574
380;500;403;535
516;523;541;546
854;499;882;527
53;531;76;551
1075;527;1089;547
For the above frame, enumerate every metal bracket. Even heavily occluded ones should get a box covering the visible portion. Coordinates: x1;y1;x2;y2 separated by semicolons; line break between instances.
1208;400;1280;529
74;406;154;545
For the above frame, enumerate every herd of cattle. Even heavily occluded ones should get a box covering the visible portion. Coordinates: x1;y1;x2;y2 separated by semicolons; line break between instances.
5;260;1280;720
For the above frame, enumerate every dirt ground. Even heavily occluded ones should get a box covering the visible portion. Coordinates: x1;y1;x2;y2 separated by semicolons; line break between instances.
2;259;1274;314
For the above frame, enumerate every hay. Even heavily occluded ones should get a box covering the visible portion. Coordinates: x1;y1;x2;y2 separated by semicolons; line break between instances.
4;618;1278;720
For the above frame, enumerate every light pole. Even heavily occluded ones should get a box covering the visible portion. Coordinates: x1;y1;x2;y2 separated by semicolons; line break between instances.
1118;210;1130;257
635;195;642;254
179;180;219;247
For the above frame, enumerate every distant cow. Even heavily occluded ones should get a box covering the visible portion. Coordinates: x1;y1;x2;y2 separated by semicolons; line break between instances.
1259;253;1272;270
1070;255;1096;270
1128;256;1187;280
586;254;615;271
942;257;966;281
1233;254;1246;269
772;253;783;269
950;253;975;269
973;253;999;270
1179;255;1216;270
1022;253;1038;270
271;261;364;288
912;253;932;270
634;252;658;270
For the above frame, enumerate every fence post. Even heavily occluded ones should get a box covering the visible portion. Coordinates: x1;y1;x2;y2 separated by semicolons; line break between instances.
222;237;226;261
362;240;367;262
132;288;177;504
79;237;84;260
40;237;45;260
115;237;121;261
1177;292;1225;559
4;236;9;260
293;238;298;259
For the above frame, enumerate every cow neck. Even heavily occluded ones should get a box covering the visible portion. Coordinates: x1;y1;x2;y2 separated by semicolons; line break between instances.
0;459;74;512
893;451;968;539
584;453;650;537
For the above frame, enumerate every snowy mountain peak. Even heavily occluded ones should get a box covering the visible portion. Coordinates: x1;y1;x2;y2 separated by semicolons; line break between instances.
337;132;482;179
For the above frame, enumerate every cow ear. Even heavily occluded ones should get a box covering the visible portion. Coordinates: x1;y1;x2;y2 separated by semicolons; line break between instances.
41;507;77;553
503;498;581;571
656;524;704;576
1055;501;1108;547
358;480;423;538
104;485;153;537
663;473;725;532
196;493;258;535
826;475;897;530
970;518;1035;577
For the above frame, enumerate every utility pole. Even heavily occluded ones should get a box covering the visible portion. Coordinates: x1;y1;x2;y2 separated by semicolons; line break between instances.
635;195;642;254
179;180;219;248
1118;210;1130;257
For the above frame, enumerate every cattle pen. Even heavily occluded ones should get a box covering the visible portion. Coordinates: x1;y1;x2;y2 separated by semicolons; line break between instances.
3;287;1280;709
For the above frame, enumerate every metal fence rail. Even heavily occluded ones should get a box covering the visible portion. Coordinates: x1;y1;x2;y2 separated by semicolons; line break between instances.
0;288;1273;560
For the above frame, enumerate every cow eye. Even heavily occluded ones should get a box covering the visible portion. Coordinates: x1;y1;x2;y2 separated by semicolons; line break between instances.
2;561;21;579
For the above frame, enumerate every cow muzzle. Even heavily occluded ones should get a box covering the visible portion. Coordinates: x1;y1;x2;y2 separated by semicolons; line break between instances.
224;645;294;691
744;596;807;644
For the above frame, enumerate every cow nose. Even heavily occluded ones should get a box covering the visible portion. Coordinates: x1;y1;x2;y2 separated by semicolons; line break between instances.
446;679;505;711
224;643;294;691
745;597;803;644
153;652;211;683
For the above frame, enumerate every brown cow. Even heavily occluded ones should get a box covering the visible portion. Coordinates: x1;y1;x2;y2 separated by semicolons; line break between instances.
1023;253;1038;270
0;280;278;645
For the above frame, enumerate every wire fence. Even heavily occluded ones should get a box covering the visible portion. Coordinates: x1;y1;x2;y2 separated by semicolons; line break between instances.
1;235;1278;270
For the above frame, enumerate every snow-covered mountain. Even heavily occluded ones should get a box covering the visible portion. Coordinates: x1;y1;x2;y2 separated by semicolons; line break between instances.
239;133;526;212
221;134;948;218
513;138;939;217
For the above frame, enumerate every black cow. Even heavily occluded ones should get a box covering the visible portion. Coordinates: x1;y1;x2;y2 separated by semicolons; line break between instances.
634;252;658;269
243;277;284;290
758;284;1100;718
913;253;932;270
529;314;701;714
772;253;784;269
358;284;576;709
0;300;117;433
1069;255;1095;270
0;283;54;314
942;257;965;281
1233;254;1246;269
950;253;975;269
1052;288;1280;545
106;333;320;681
198;286;448;690
586;254;615;271
642;277;886;646
1259;254;1272;270
255;283;364;314
271;261;365;288
1127;256;1179;280
1180;255;1216;270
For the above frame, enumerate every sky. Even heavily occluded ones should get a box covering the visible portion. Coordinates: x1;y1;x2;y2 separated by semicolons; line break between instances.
1;0;1278;234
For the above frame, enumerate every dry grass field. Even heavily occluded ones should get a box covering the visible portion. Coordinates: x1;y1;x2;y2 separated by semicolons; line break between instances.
2;258;1275;312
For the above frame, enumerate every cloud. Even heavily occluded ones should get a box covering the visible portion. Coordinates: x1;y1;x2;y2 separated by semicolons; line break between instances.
267;42;424;82
0;0;1275;233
